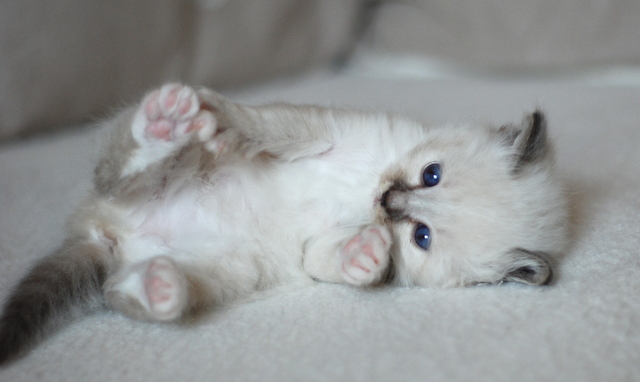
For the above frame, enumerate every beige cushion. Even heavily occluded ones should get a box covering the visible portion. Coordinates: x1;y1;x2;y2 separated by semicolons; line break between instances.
360;0;640;71
0;0;360;140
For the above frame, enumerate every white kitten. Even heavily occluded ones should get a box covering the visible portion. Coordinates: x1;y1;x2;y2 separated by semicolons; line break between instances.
0;84;568;363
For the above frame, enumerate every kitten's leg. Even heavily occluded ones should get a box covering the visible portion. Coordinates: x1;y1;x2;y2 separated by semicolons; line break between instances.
104;256;189;321
197;88;339;160
94;84;217;197
304;225;392;286
104;255;255;321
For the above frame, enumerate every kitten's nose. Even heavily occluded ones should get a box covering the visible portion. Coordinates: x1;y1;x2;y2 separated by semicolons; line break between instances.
381;183;409;222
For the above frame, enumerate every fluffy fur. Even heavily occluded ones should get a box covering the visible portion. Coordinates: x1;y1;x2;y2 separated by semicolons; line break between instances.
0;84;568;364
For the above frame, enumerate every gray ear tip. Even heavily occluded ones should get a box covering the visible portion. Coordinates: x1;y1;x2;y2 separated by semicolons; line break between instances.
504;249;554;286
531;109;546;119
506;264;553;286
530;110;547;130
534;262;553;285
510;109;551;171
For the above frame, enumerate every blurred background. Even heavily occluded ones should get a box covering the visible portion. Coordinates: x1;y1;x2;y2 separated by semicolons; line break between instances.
2;0;640;140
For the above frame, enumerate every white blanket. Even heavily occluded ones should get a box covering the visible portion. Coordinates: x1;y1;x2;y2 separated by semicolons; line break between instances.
1;73;639;381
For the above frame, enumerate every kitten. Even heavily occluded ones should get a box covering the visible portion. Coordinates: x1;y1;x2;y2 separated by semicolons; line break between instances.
0;84;568;363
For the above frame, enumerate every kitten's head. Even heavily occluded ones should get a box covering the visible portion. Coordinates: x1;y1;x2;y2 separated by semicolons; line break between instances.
377;111;568;287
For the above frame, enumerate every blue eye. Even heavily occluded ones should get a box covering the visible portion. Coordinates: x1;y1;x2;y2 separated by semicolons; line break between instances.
414;223;431;250
422;163;441;187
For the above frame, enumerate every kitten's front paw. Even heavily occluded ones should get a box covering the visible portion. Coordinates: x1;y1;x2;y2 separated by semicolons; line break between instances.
132;83;217;145
339;225;392;286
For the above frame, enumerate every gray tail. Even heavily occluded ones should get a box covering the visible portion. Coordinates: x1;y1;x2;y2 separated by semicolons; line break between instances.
0;239;109;365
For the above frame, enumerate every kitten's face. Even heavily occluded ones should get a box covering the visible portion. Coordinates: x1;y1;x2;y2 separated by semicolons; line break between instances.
377;113;568;287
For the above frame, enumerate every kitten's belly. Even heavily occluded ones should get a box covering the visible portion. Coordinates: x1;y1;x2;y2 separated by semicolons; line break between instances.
116;159;377;268
117;182;255;265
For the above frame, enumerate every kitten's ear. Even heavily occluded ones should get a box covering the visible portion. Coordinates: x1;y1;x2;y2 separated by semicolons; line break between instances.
502;248;553;285
500;110;550;172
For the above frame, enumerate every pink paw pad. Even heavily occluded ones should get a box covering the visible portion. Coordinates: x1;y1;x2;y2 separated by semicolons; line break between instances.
145;271;174;304
137;84;215;143
340;225;392;286
143;257;187;320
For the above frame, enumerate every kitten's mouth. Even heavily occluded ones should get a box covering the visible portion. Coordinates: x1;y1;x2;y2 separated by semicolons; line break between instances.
381;181;410;222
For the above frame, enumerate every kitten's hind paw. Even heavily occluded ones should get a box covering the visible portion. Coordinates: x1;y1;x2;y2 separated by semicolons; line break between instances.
143;256;189;321
105;256;189;322
123;84;219;176
132;83;217;145
339;225;392;286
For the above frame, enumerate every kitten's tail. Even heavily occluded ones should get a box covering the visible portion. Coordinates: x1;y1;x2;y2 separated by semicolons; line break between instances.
0;239;110;365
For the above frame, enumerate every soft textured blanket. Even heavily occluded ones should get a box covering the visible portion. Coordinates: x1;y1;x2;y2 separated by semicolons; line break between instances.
1;73;638;381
